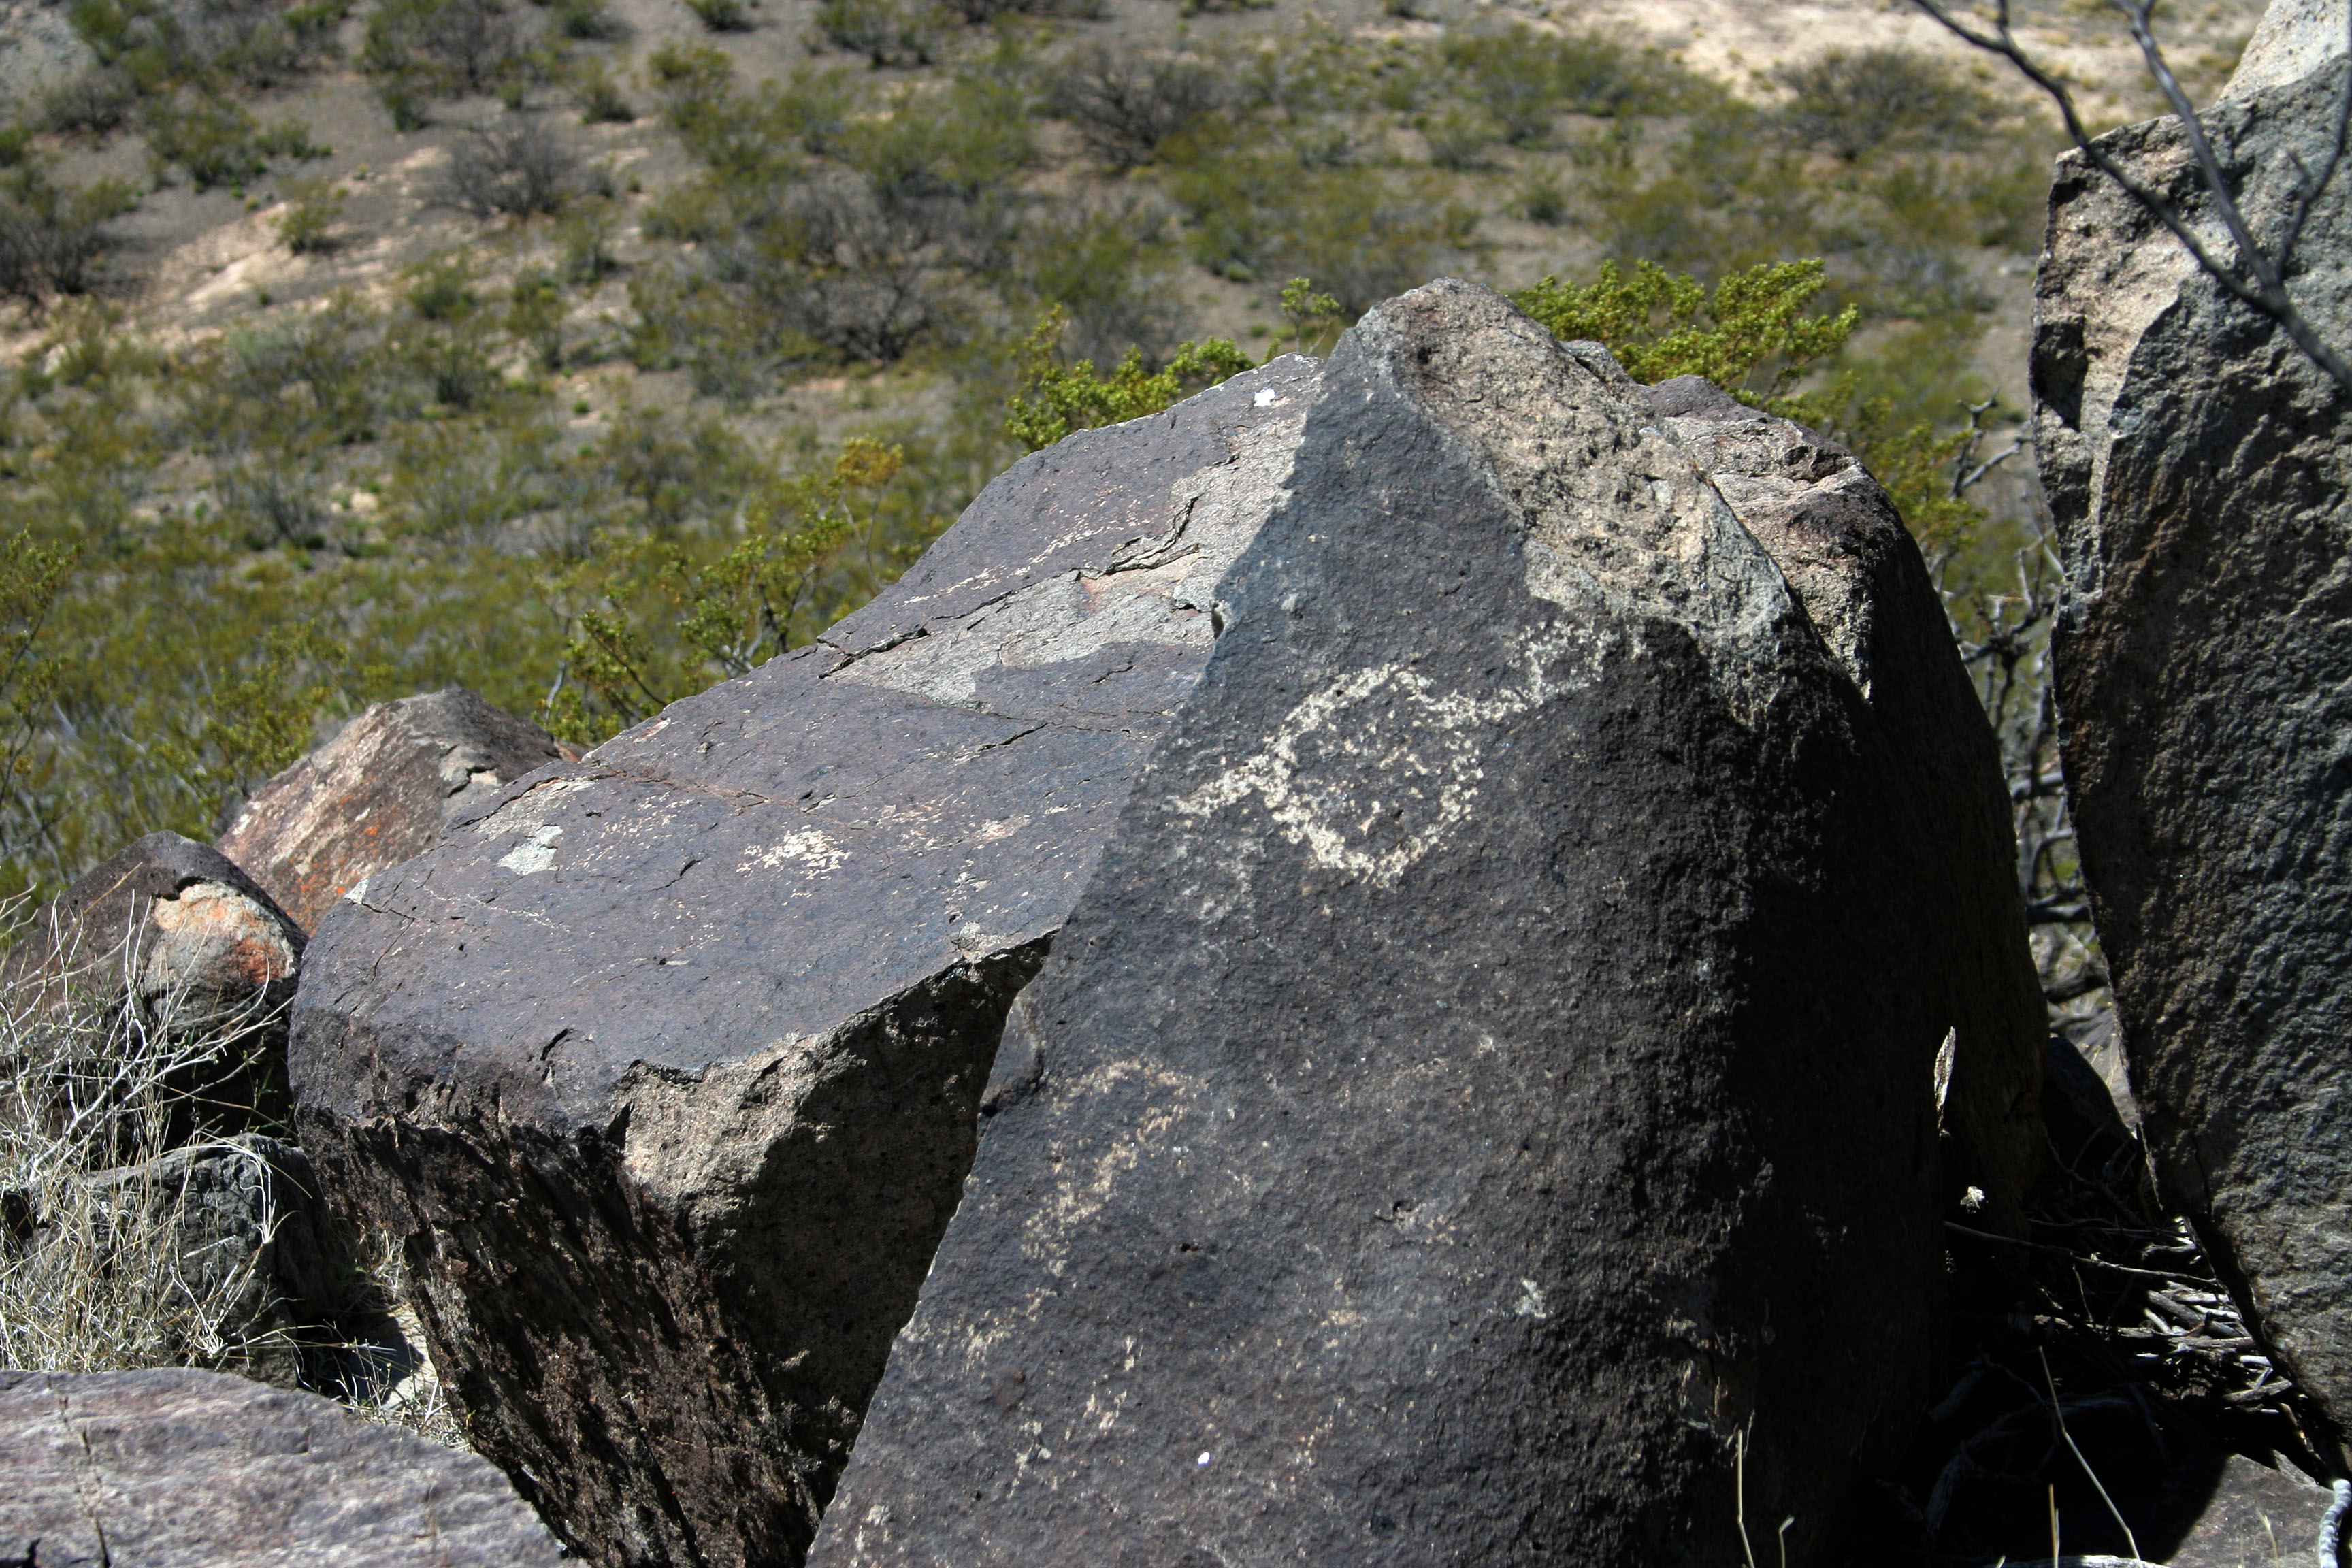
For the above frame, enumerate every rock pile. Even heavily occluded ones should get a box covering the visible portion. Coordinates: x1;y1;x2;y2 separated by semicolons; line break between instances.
2034;12;2352;1426
287;357;1323;1567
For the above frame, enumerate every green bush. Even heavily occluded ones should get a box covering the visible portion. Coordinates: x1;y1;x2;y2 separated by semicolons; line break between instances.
274;174;343;254
572;59;636;121
0;167;138;305
1002;306;1250;451
685;0;753;29
1772;46;2004;161
1441;25;1687;144
361;0;538;110
811;0;942;69
144;95;323;189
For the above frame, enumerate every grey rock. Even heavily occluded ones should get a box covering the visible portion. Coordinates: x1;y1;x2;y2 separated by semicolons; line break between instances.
217;687;574;934
287;357;1322;1568
811;282;2014;1567
3;832;304;1136
0;1367;561;1567
2034;54;2352;1418
2221;0;2346;99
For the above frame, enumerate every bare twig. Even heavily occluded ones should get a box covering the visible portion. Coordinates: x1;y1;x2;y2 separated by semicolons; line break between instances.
2041;1346;2145;1565
1907;0;2352;394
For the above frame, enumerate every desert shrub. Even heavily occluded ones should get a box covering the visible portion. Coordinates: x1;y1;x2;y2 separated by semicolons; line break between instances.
546;435;910;736
274;174;343;255
1515;259;1857;396
1441;24;1686;144
812;0;943;68
1049;44;1221;172
843;76;1032;201
361;0;537;112
40;68;140;138
144;93;324;189
762;173;966;362
448;116;578;216
572;58;635;121
0;168;137;305
551;0;624;39
1015;197;1184;367
1420;105;1499;171
685;0;753;29
559;199;621;283
1002;306;1250;451
65;0;346;99
1772;46;2003;161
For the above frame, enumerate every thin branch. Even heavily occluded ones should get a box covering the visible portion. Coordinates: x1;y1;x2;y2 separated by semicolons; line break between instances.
1908;0;2352;394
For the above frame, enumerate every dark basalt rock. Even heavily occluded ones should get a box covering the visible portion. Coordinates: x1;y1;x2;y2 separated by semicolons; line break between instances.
0;1367;562;1566
1652;373;2047;1233
287;357;1322;1568
2034;40;2352;1421
3;832;304;1137
217;687;573;934
811;282;2014;1567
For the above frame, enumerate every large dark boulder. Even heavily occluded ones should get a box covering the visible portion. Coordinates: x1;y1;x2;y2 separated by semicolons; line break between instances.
3;832;304;1137
2033;34;2352;1419
287;357;1322;1568
810;282;2014;1567
0;1367;562;1565
217;687;574;934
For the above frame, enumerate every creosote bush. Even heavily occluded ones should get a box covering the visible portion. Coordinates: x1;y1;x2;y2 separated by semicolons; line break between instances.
1003;304;1250;451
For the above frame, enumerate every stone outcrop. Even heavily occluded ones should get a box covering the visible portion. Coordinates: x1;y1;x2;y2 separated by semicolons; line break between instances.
811;282;2025;1567
0;1367;562;1566
217;687;574;933
287;357;1322;1567
3;832;304;1134
2034;37;2352;1420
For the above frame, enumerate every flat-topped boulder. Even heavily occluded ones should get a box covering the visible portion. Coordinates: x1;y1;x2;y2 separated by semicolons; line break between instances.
217;687;573;934
0;1367;561;1566
811;282;2034;1568
287;356;1322;1567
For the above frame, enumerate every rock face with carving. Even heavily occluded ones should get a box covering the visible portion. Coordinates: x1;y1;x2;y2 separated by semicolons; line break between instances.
2034;17;2352;1422
4;832;304;1134
809;282;2007;1567
217;687;573;934
287;357;1322;1568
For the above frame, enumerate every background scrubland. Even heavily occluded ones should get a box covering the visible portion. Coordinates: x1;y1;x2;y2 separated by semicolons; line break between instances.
0;0;2264;999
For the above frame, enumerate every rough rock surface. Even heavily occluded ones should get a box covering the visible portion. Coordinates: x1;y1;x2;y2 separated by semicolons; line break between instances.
811;282;2007;1568
2034;48;2352;1418
3;832;303;1133
1651;374;2047;1230
0;1367;561;1566
288;357;1322;1568
217;687;573;933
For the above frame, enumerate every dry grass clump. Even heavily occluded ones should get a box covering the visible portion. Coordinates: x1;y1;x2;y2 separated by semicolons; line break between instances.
0;905;291;1374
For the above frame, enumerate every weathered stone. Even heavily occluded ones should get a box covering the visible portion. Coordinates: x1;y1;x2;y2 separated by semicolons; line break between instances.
0;1367;561;1566
217;687;573;934
1650;373;2047;1231
2034;46;2352;1421
3;832;303;1135
287;357;1322;1568
812;282;2014;1567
